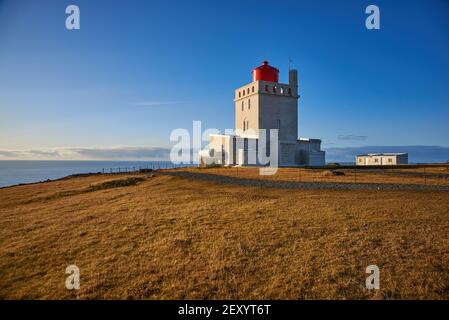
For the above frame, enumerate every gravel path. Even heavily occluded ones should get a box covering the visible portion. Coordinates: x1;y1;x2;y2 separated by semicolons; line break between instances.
162;171;449;191
338;168;449;179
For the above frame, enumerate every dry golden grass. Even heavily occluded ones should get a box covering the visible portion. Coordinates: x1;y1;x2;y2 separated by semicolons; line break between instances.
181;165;449;186
0;169;448;299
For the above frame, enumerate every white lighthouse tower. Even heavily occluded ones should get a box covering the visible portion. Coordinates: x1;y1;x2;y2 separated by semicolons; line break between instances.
200;61;325;167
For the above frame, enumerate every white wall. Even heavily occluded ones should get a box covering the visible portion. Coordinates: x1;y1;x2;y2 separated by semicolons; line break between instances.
356;154;408;165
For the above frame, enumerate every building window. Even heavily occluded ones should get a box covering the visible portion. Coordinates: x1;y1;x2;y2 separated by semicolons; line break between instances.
242;100;244;111
273;86;276;93
238;92;241;98
265;85;269;92
359;158;363;163
388;158;392;163
243;118;247;131
252;86;254;93
248;98;251;109
246;120;249;130
243;90;245;96
247;88;250;94
374;158;379;163
288;88;292;95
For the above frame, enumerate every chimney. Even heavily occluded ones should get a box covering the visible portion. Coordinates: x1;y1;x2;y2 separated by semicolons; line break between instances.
289;69;298;87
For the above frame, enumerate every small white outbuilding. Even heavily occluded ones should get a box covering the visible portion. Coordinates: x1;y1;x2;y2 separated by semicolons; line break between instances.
356;153;408;166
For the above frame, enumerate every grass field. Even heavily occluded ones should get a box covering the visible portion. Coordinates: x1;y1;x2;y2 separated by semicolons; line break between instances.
179;165;449;186
0;166;448;299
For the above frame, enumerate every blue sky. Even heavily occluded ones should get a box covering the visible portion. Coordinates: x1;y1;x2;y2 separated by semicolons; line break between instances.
0;0;448;161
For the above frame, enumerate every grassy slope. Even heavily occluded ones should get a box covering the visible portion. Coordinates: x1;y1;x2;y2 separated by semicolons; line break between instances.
0;171;448;299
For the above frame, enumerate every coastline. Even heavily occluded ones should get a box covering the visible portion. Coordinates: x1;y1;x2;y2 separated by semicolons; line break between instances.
2;163;448;191
0;160;188;189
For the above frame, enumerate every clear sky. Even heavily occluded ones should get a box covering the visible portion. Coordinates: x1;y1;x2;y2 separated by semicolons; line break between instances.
0;0;448;161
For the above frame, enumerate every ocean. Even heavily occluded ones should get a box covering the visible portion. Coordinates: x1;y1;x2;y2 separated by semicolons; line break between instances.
0;160;188;188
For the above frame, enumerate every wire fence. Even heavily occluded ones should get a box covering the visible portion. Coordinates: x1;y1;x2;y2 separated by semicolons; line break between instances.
337;165;449;186
195;164;449;186
99;163;449;186
314;165;449;186
100;163;195;174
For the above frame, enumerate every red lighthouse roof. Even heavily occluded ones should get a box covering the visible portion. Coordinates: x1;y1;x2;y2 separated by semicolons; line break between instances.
252;60;279;82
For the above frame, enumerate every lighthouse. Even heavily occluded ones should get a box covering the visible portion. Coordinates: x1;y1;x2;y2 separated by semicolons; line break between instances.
200;61;325;167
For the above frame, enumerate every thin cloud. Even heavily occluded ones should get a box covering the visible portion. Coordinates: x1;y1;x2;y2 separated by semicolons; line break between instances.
69;146;170;159
0;149;62;159
0;146;172;161
337;134;368;141
135;101;185;107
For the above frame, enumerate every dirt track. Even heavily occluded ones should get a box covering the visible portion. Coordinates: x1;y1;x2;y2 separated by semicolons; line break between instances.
162;171;449;191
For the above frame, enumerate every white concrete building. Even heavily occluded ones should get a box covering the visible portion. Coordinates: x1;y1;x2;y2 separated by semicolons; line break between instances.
356;153;408;166
200;61;325;167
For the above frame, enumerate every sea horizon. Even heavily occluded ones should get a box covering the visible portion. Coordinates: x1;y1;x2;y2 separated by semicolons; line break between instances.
1;159;445;189
0;160;189;188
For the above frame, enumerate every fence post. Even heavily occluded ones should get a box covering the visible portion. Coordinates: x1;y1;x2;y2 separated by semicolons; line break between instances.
424;167;427;185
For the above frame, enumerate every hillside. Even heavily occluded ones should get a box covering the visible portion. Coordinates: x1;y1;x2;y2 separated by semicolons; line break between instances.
0;168;448;299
